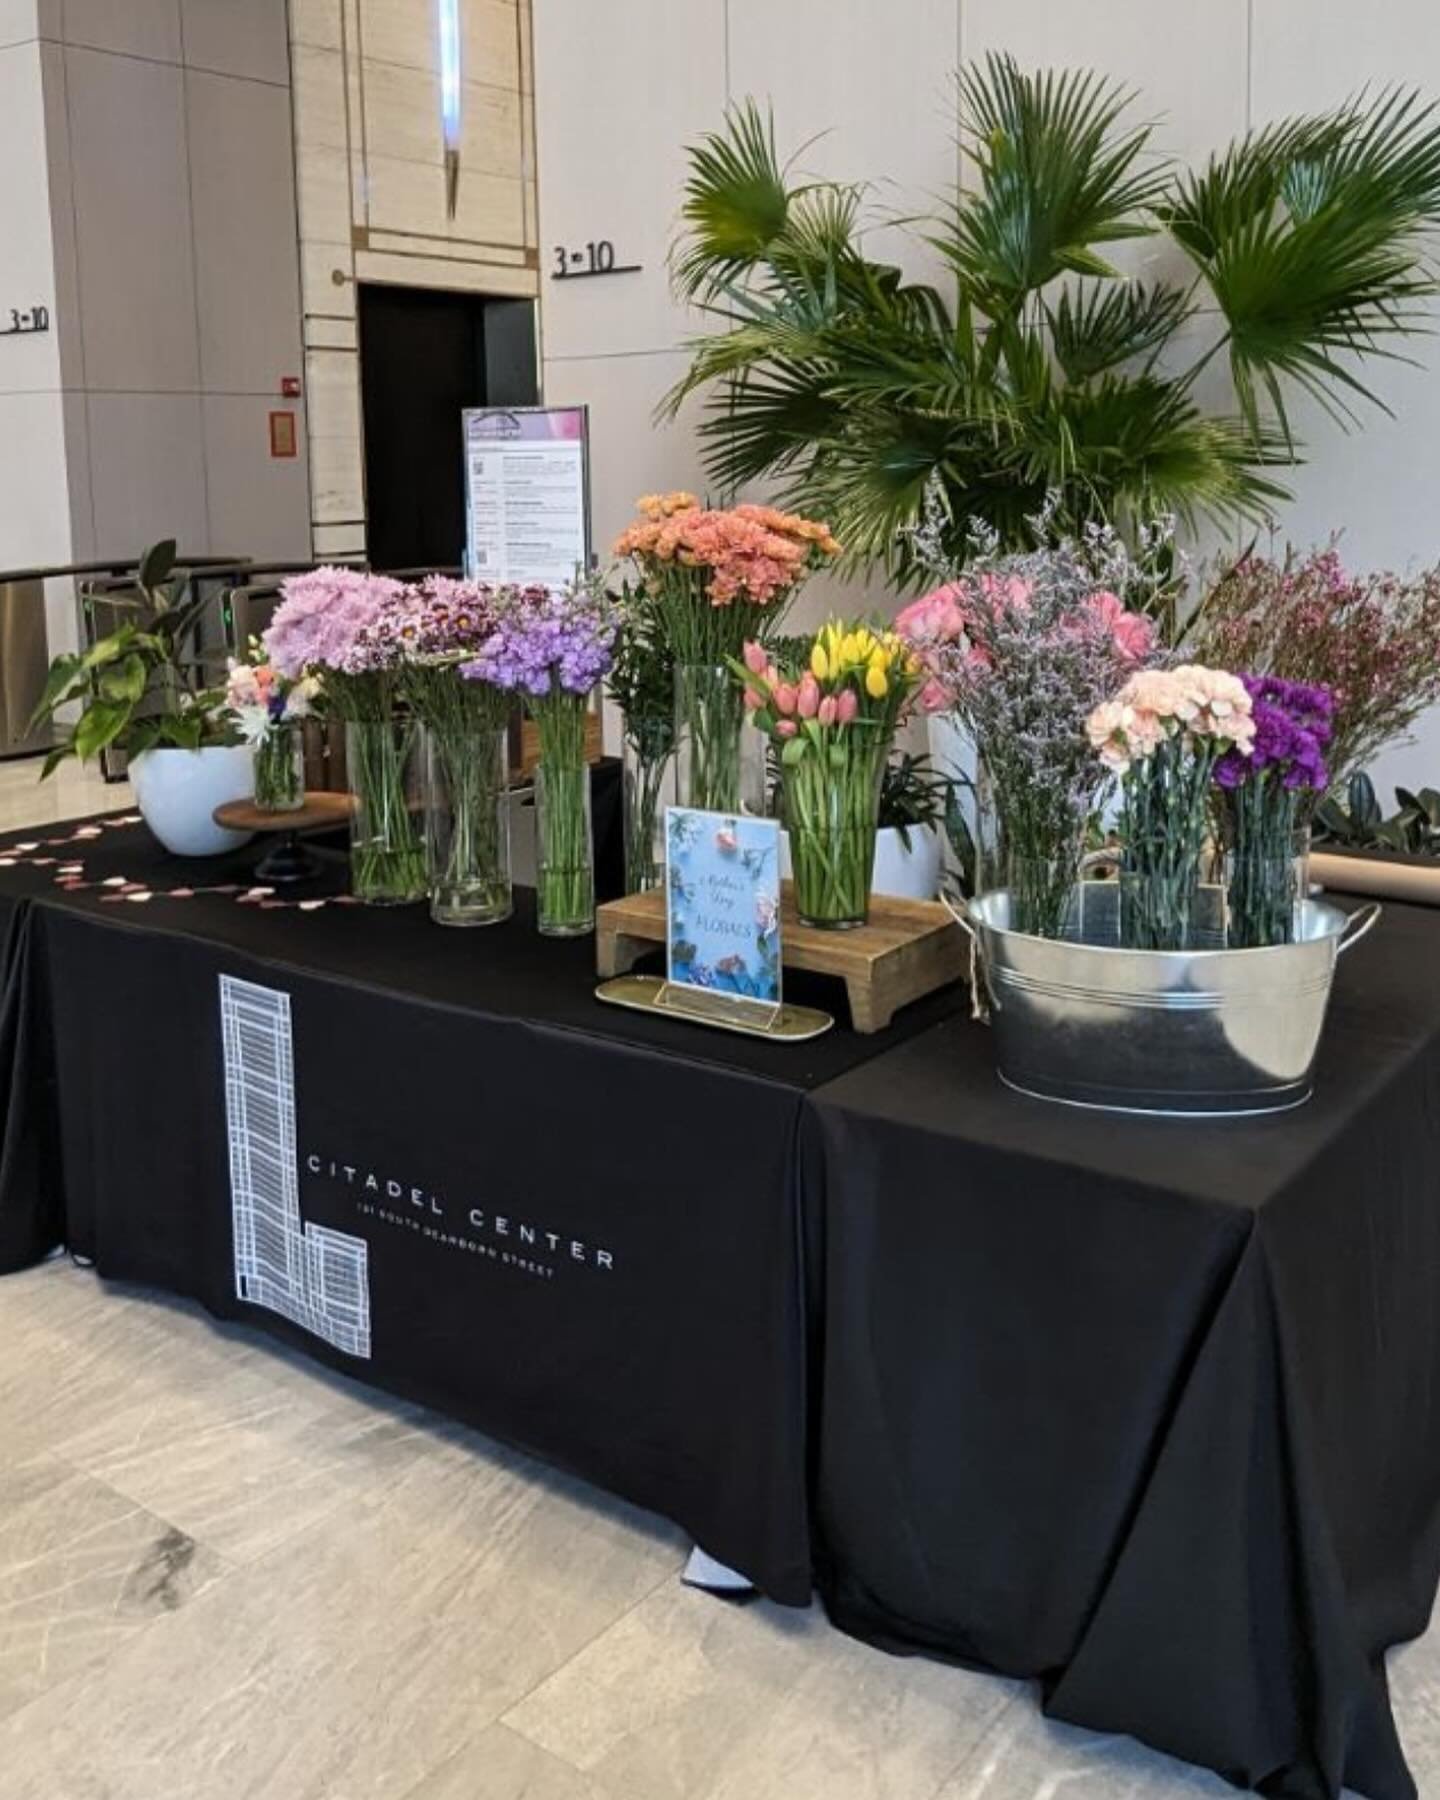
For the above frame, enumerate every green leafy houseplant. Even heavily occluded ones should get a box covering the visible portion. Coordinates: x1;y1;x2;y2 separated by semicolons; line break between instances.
668;63;1440;579
33;540;231;773
878;752;953;851
1314;772;1440;857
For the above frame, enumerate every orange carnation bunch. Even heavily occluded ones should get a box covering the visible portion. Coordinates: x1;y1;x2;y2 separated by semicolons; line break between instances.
614;496;839;612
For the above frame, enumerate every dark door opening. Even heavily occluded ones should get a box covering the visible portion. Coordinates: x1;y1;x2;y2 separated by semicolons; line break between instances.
357;284;538;573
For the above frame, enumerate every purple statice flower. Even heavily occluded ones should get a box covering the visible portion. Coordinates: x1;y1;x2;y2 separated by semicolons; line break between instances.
264;568;406;677
1214;674;1334;793
461;581;617;698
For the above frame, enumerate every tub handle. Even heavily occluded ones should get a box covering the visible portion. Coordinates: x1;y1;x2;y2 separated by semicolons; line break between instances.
1338;900;1382;955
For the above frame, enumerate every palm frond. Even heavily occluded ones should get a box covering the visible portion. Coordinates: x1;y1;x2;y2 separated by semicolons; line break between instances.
672;101;793;300
1045;280;1195;382
1170;88;1440;444
940;55;1167;304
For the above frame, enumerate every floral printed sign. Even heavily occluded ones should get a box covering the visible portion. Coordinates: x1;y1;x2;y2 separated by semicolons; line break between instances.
665;808;781;1007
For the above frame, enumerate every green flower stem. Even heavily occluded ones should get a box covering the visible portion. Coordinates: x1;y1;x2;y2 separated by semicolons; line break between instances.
677;663;745;812
623;719;675;895
253;725;303;812
1223;776;1301;948
345;715;426;905
783;728;886;928
1120;736;1221;950
531;692;594;935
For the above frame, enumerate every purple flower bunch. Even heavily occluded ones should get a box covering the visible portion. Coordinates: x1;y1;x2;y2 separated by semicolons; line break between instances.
264;567;407;678
358;575;507;664
1215;675;1334;793
461;581;617;698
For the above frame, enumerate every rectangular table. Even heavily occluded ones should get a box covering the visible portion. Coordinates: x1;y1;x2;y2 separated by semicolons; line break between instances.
804;901;1440;1800
3;808;1438;1799
0;809;955;1605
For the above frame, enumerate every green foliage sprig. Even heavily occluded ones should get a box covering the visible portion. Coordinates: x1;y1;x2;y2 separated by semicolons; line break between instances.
32;540;232;775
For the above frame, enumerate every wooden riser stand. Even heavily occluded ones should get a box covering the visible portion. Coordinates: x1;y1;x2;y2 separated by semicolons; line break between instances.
596;885;967;1034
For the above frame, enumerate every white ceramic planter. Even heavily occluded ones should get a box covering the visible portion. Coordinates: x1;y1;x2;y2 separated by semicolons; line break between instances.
779;823;944;902
871;823;943;900
129;744;256;857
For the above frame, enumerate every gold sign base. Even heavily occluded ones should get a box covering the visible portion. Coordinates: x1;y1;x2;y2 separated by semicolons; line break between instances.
595;975;834;1042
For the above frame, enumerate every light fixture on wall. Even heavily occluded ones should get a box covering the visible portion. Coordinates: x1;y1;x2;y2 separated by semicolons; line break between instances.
438;0;462;218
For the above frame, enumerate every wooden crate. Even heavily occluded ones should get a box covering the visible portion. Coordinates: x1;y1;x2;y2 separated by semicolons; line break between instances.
596;885;967;1033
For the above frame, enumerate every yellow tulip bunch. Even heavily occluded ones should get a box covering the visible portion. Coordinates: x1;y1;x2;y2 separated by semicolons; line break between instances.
808;622;915;700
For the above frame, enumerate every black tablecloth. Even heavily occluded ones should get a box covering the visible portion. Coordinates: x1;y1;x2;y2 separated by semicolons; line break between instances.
3;799;1439;1799
805;901;1440;1800
0;801;960;1608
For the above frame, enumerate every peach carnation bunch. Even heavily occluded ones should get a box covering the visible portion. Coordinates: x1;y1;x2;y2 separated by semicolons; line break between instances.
614;494;840;611
1086;666;1256;776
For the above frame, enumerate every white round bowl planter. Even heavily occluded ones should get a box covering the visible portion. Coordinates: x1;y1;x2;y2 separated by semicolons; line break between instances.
129;744;256;857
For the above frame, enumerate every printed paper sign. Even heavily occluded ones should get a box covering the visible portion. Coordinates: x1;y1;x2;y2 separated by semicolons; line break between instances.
463;406;589;588
665;808;781;1009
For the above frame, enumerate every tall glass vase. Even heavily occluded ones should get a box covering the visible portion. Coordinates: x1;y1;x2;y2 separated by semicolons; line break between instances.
1223;783;1309;948
532;696;594;936
675;663;762;815
253;723;304;813
424;724;511;926
782;736;886;929
972;753;1083;939
622;717;676;895
345;717;426;905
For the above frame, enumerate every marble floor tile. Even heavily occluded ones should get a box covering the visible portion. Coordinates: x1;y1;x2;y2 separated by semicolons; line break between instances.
933;1702;1236;1800
503;1582;1020;1800
0;1418;681;1800
403;1723;615;1800
0;1453;226;1727
0;756;127;829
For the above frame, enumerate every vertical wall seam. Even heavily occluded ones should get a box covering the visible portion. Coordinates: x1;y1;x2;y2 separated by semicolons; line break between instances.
1246;0;1255;131
175;6;213;553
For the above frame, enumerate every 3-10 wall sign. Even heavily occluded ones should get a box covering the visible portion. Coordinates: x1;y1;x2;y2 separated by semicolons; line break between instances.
1;303;49;338
551;240;642;280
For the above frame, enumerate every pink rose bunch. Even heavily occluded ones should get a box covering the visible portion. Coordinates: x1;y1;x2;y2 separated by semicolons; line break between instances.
1086;664;1256;777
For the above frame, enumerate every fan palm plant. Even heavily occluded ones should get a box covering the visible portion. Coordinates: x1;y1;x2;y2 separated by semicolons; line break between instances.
664;59;1440;582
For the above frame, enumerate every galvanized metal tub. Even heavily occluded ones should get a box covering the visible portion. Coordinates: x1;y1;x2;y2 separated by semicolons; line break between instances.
951;884;1381;1116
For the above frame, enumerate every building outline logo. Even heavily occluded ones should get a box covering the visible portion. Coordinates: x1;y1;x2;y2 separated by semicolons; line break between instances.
220;974;372;1359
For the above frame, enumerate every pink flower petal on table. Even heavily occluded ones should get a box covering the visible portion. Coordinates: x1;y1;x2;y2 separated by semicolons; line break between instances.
73;828;102;839
15;842;38;852
58;880;87;891
333;894;361;906
58;863;83;874
169;887;194;899
101;876;127;888
258;900;285;910
125;892;153;903
0;859;15;869
298;900;326;912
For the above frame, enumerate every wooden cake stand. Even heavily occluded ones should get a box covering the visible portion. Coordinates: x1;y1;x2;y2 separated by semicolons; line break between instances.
212;792;355;885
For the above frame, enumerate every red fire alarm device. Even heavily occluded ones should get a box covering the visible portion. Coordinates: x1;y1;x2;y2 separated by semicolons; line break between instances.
269;411;297;458
281;376;301;398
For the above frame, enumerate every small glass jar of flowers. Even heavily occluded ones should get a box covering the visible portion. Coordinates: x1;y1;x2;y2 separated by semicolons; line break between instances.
387;576;515;927
614;494;840;814
221;647;317;813
738;620;921;929
463;577;617;937
265;567;426;905
1087;666;1256;950
1214;677;1334;947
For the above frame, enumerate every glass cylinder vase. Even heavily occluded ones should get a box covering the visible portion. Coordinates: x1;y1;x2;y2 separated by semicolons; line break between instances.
972;755;1084;939
424;724;512;926
534;756;594;936
782;738;885;930
345;717;426;905
621;717;676;895
674;663;763;815
253;723;304;813
1225;823;1310;949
